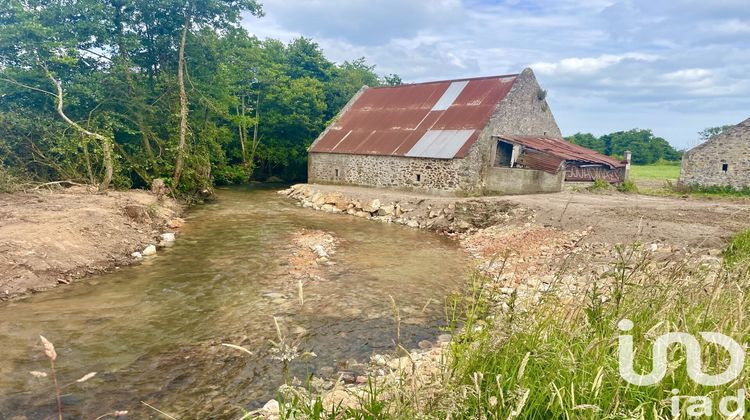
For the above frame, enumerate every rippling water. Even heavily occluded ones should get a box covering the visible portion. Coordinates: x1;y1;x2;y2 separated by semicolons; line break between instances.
0;185;467;418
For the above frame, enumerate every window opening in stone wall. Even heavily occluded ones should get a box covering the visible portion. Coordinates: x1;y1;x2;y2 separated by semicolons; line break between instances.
416;174;422;182
335;168;340;177
494;141;514;167
722;163;729;172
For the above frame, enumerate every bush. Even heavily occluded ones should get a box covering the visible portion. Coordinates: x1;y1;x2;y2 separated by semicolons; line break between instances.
617;179;639;193
587;178;612;192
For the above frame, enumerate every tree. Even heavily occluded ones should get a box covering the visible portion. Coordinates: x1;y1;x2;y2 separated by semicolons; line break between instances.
0;0;391;193
170;0;263;189
0;0;116;191
382;73;403;86
566;129;681;165
698;125;733;143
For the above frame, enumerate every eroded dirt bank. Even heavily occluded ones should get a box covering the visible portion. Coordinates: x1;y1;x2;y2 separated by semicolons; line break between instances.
0;186;183;300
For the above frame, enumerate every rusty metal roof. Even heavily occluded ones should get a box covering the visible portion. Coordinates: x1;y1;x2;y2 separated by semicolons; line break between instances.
310;74;519;159
497;135;627;173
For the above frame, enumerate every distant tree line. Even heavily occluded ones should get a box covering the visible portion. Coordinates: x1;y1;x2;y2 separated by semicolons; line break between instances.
0;0;401;195
566;129;682;165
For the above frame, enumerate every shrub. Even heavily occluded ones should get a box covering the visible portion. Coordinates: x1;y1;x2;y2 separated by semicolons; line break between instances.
617;179;639;193
587;178;612;192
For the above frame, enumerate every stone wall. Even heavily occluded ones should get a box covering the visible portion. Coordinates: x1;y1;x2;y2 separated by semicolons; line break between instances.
465;67;564;192
485;167;564;194
679;118;750;189
308;152;478;194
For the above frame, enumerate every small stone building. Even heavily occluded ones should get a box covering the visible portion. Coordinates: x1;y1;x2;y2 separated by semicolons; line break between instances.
680;118;750;189
308;68;626;195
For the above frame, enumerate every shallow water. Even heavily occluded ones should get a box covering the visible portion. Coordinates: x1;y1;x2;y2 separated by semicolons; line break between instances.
0;186;467;418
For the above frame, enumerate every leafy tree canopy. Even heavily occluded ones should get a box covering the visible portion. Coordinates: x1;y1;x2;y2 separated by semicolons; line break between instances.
566;129;682;165
0;0;400;193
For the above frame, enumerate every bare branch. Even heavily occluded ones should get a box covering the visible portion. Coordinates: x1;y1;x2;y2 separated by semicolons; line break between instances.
0;77;55;97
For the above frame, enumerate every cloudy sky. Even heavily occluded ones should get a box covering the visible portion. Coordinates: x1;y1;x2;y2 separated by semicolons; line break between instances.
242;0;750;149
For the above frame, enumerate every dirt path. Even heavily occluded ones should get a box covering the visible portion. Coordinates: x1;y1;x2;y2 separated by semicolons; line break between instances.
302;184;749;249
506;192;750;249
0;186;183;300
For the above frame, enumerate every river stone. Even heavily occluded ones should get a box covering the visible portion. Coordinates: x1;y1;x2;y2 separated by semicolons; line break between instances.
310;244;329;258
167;218;184;229
311;192;326;207
320;204;337;213
407;220;420;228
161;232;176;242
387;356;412;370
418;340;433;349
429;215;451;232
131;251;143;259
338;371;357;384
142;245;157;256
377;204;395;216
262;399;280;415
362;199;381;213
437;334;452;344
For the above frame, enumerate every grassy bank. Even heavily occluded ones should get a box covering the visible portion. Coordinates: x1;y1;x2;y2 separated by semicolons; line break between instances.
630;162;681;182
272;242;750;419
631;162;750;199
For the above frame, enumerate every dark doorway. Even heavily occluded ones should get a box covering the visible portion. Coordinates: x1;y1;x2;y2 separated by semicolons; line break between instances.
494;141;514;167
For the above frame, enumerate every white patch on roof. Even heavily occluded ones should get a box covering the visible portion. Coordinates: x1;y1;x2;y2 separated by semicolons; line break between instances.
405;130;475;159
431;81;469;111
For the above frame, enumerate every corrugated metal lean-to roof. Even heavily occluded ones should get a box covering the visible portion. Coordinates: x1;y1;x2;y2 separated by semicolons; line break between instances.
309;75;519;159
496;135;627;173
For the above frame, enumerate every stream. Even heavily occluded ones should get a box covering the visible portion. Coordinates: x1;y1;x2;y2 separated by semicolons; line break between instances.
0;186;467;419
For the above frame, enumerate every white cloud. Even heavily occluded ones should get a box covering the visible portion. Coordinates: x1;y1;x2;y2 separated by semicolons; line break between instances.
531;53;658;76
241;0;750;149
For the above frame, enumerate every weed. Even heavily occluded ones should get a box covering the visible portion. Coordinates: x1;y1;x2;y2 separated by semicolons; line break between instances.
617;179;639;193
724;229;750;267
588;178;612;192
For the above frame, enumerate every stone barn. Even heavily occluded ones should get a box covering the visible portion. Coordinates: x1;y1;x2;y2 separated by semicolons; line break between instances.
308;67;626;195
679;118;750;189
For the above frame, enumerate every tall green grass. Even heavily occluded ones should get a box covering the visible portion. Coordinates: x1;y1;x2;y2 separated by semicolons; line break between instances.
724;229;750;267
278;245;750;419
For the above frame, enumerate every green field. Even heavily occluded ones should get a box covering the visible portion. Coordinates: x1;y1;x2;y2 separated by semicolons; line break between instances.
629;162;681;181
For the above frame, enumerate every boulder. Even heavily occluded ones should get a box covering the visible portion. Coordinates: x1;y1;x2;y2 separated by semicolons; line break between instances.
362;199;381;213
428;215;451;232
261;399;280;416
131;252;143;260
377;204;395;216
311;192;326;207
161;232;176;243
320;204;337;213
142;245;157;256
